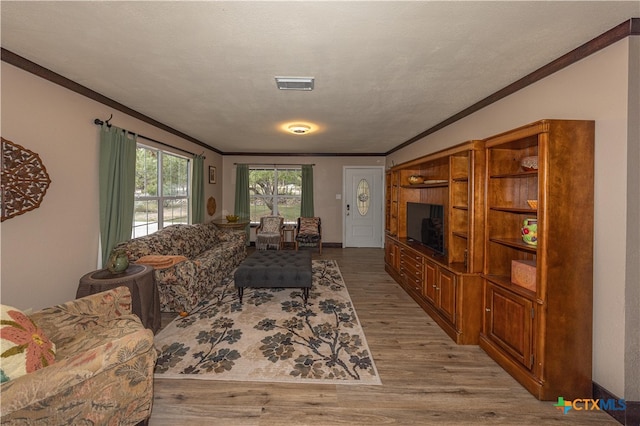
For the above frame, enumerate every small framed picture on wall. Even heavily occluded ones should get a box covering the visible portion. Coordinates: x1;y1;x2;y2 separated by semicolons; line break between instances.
209;166;217;184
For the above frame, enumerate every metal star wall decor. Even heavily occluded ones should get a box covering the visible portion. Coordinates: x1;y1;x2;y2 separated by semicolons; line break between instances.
1;137;52;222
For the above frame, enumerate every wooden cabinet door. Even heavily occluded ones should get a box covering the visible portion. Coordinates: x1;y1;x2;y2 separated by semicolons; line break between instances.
484;282;534;370
438;268;456;325
385;239;400;272
385;238;395;267
423;260;437;304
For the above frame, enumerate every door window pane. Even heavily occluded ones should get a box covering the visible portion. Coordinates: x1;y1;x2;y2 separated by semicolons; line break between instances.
357;178;370;216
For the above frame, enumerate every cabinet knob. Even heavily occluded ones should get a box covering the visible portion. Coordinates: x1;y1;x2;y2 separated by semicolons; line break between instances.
486;308;491;312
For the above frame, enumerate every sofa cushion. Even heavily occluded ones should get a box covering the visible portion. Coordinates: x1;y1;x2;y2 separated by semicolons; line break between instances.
118;223;221;261
298;217;320;235
0;305;56;383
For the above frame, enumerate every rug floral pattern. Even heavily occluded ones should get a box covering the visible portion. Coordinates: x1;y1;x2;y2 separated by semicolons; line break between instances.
154;260;381;385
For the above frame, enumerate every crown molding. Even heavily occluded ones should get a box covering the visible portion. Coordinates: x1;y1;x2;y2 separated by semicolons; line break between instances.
3;17;637;158
1;48;222;155
387;18;640;155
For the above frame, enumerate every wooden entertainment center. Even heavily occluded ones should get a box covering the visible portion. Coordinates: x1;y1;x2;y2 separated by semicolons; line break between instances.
385;119;595;400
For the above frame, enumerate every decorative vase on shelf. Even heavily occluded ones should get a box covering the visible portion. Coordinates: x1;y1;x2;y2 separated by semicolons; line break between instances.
106;249;129;274
521;218;538;246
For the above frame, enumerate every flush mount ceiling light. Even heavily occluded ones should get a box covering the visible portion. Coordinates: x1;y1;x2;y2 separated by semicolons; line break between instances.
275;77;314;91
287;124;312;134
279;121;319;135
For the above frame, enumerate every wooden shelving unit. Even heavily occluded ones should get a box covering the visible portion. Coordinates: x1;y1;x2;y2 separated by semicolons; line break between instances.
385;140;484;345
479;119;595;401
385;119;595;401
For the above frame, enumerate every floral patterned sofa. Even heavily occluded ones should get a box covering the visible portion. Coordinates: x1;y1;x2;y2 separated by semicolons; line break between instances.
0;286;156;425
115;222;247;312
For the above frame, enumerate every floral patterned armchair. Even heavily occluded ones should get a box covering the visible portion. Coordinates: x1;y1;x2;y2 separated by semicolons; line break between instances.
295;217;322;254
255;216;284;250
0;286;156;425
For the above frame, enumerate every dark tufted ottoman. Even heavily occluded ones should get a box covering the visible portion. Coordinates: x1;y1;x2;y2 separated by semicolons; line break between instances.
234;250;312;304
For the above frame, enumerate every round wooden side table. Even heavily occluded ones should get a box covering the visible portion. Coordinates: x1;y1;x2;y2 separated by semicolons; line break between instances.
77;264;161;334
211;219;250;230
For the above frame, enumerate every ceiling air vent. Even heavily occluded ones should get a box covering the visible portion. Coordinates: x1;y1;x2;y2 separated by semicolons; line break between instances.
275;77;314;91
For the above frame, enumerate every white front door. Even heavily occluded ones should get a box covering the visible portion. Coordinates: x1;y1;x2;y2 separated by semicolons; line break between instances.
343;167;384;248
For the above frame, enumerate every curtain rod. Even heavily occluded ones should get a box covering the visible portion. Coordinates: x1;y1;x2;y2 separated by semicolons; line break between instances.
94;116;204;159
234;163;315;166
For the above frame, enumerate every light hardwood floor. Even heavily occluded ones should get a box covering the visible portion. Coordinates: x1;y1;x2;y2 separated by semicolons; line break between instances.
150;248;615;425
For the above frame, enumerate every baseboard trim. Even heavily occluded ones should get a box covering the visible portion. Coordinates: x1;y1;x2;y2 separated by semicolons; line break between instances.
592;382;640;425
249;242;343;248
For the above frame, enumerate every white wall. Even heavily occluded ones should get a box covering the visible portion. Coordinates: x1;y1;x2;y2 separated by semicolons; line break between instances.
220;155;384;244
387;39;635;399
0;63;223;311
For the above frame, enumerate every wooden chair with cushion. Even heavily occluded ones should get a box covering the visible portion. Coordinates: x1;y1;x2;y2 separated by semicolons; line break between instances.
295;217;322;254
255;216;284;250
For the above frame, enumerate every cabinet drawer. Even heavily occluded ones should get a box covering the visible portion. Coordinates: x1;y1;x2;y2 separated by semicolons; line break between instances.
404;273;423;291
400;262;423;282
400;248;424;291
400;250;422;268
400;258;422;274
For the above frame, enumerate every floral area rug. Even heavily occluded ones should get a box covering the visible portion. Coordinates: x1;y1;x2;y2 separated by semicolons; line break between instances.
153;259;381;385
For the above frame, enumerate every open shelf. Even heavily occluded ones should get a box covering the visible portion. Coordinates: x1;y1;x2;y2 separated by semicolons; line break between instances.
488;237;537;253
490;207;537;214
482;274;536;299
489;170;538;179
401;181;449;189
452;231;468;239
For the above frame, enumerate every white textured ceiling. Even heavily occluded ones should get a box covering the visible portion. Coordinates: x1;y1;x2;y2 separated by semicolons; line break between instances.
1;1;638;154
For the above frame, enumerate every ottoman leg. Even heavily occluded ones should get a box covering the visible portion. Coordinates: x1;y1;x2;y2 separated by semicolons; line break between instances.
238;287;244;304
303;287;309;305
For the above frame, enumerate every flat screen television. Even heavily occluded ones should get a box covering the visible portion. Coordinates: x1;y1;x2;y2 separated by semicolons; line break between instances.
406;202;446;255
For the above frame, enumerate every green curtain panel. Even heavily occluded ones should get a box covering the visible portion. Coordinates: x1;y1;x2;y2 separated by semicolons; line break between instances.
99;125;137;265
191;155;205;224
301;164;314;217
234;164;250;241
